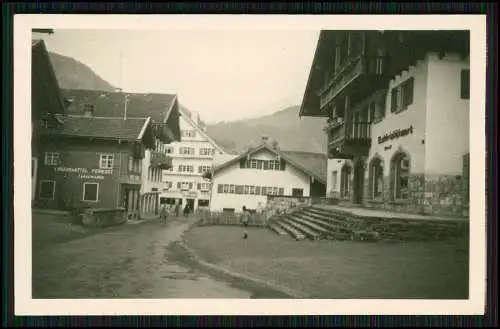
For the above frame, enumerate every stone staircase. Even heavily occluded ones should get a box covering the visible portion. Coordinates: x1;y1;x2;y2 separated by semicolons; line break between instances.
267;205;469;242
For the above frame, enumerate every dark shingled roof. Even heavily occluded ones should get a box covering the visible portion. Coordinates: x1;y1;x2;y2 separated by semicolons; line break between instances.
213;143;327;184
41;115;151;141
61;89;177;123
280;150;328;184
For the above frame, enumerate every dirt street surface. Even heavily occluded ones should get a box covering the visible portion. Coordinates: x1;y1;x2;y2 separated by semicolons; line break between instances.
32;216;257;299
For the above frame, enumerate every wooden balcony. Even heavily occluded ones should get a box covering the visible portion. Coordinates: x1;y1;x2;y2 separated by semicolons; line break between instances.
327;121;371;158
319;55;388;111
150;151;172;170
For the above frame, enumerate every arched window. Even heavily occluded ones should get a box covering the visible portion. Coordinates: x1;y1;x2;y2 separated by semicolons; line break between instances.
340;163;352;199
369;157;384;199
391;152;410;200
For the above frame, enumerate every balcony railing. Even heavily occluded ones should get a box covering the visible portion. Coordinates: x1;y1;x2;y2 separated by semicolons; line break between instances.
328;121;372;156
347;121;371;140
319;55;387;110
150;151;172;170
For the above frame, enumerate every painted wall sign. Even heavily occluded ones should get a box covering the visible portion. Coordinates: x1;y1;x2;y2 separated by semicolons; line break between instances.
377;125;414;144
79;174;105;180
54;167;113;175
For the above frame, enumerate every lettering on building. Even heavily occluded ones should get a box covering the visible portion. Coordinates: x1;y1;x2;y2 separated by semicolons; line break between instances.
377;125;414;144
54;167;113;175
79;174;105;180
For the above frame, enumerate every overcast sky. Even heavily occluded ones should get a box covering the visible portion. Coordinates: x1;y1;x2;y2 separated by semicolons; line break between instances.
37;29;319;123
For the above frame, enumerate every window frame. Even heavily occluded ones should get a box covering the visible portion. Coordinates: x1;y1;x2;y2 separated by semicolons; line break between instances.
39;180;56;200
82;182;99;202
99;153;114;169
44;152;59;166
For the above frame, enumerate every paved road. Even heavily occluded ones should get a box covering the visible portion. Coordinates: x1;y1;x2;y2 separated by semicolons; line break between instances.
32;217;252;298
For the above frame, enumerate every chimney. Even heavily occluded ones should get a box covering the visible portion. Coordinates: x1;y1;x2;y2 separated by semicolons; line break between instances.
271;140;279;151
261;135;269;143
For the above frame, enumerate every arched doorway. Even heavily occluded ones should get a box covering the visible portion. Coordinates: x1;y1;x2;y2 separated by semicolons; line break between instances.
369;156;384;199
353;160;365;204
340;163;351;199
391;151;411;200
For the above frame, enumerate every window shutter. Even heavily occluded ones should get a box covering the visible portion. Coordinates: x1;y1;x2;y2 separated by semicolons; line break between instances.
177;182;181;189
189;182;193;189
217;184;223;193
279;187;284;195
261;187;267;195
235;185;243;194
197;183;201;190
280;159;286;171
390;88;398;112
255;186;261;195
198;166;202;173
263;160;269;170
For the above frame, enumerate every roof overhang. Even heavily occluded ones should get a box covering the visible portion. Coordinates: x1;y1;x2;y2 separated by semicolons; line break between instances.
299;31;331;119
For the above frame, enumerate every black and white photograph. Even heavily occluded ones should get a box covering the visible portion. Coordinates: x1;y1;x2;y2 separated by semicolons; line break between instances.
15;15;486;315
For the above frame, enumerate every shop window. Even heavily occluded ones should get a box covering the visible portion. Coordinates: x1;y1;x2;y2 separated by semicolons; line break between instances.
99;154;114;169
461;69;470;99
83;182;99;202
198;199;210;207
340;164;351;198
369;157;384;199
44;152;59;166
292;188;304;197
39;180;55;200
391;152;410;200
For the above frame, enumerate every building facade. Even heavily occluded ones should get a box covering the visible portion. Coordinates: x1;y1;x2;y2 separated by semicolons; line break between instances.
209;138;327;212
62;89;181;218
160;110;228;211
35;116;157;218
300;30;470;216
31;39;66;203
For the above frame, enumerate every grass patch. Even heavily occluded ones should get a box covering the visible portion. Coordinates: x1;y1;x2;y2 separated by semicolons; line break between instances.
183;226;469;299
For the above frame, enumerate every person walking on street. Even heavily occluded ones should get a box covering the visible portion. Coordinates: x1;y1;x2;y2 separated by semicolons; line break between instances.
175;202;181;217
183;203;190;218
159;204;168;224
241;206;249;239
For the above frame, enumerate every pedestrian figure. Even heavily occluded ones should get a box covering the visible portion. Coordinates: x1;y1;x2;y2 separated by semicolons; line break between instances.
183;203;190;218
159;204;168;224
175;202;181;217
241;206;249;239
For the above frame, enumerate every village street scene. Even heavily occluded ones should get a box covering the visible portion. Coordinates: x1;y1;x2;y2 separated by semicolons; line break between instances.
31;28;470;300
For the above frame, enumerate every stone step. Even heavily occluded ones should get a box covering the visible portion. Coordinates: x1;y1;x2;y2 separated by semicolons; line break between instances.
280;217;321;240
297;212;353;233
287;214;336;236
267;222;288;236
301;209;347;226
274;220;306;241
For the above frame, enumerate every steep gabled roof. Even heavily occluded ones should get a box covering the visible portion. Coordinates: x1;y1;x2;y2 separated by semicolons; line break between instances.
213;143;327;184
40;115;154;147
32;39;66;117
179;110;227;154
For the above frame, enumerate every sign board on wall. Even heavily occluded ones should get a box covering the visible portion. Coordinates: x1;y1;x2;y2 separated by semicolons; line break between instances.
54;167;113;180
377;125;414;144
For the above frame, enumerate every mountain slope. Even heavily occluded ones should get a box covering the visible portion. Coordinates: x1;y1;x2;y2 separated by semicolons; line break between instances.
205;105;327;154
48;52;327;154
48;52;117;92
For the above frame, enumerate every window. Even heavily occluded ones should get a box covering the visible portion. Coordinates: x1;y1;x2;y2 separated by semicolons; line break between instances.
199;148;214;156
340;164;351;198
369;101;376;123
39;180;55;200
369;157;384;199
100;154;114;169
179;181;191;190
391;153;410;200
83;103;95;115
198;182;211;191
83;183;99;202
249;185;257;195
179;147;195;155
198;165;212;174
243;185;250;194
292;188;304;197
331;170;338;190
198;199;210;207
44;152;59;166
165;147;174;154
178;165;194;173
461;69;470;99
250;160;258;169
182;130;196;138
223;184;230;193
229;184;236;193
390;77;414;113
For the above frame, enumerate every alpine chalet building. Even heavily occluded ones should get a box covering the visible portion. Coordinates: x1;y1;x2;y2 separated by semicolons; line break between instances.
299;30;470;216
